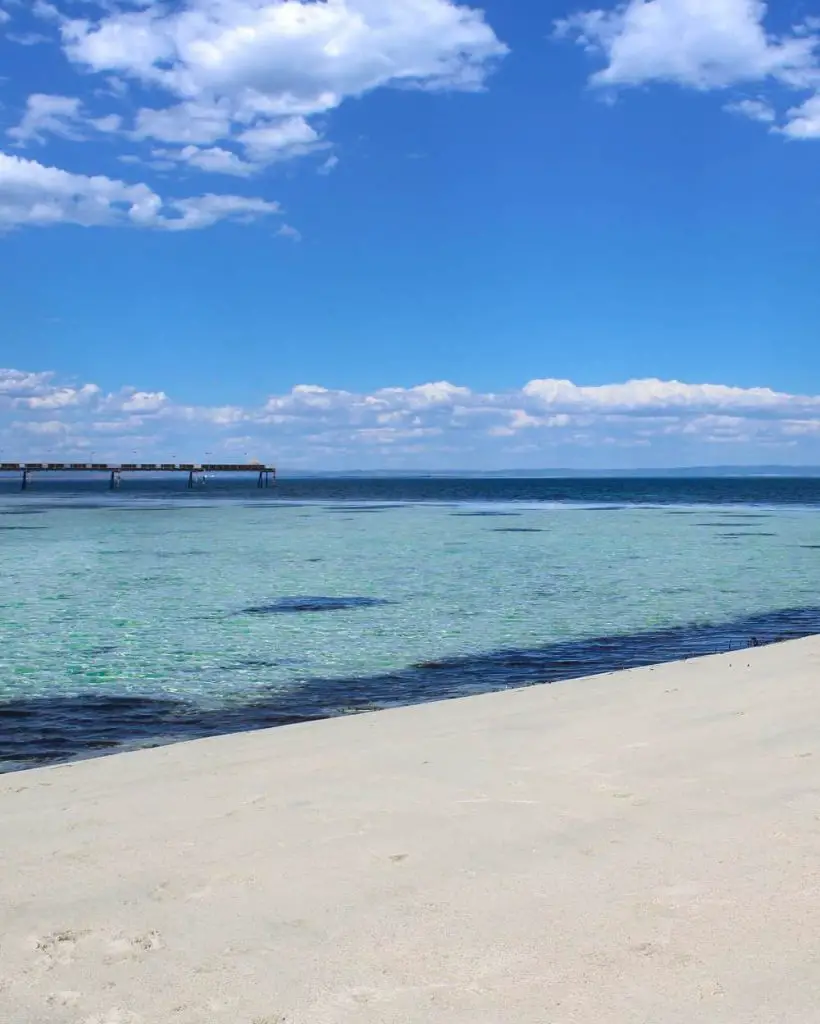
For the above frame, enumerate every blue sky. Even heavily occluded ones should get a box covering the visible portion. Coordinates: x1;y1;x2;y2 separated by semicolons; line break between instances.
2;0;820;469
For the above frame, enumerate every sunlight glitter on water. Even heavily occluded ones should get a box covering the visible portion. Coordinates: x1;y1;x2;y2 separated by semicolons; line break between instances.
1;493;818;709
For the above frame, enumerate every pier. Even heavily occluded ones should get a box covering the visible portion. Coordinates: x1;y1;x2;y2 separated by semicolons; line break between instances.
0;463;276;490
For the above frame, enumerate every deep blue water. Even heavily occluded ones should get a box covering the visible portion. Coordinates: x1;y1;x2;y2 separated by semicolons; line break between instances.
3;473;820;506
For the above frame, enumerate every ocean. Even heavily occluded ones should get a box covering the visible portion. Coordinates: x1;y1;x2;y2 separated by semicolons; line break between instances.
2;475;819;772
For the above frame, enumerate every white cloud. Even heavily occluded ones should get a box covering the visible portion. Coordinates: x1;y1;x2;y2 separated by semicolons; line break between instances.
0;369;56;397
132;101;233;146
7;93;122;146
8;95;84;145
521;377;802;412
166;192;281;230
318;154;340;175
32;1;61;21
781;93;820;138
62;0;507;101
557;0;820;139
556;0;818;90
370;382;473;408
13;419;70;435
277;222;302;241
55;0;506;174
155;144;258;177
117;390;169;413
5;368;817;467
24;383;101;409
0;151;280;230
237;116;322;163
3;1;506;231
7;31;53;44
725;97;776;122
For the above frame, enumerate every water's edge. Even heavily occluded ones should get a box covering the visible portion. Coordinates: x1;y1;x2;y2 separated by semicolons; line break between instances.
3;605;817;774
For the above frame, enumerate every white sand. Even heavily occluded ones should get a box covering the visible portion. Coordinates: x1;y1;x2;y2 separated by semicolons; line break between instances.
2;637;820;1024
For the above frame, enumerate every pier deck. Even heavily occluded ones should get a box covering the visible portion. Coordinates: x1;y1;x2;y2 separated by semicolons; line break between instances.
0;463;275;489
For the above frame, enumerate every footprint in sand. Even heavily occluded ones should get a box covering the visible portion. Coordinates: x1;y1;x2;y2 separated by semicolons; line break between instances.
105;931;164;962
31;929;86;966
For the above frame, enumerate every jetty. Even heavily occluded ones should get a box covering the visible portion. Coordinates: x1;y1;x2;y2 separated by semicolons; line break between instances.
0;462;275;490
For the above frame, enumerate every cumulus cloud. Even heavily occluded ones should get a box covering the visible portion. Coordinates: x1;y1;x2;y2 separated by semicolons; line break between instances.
24;383;101;409
7;93;122;145
556;0;817;89
154;144;259;177
62;0;507;101
237;116;323;163
0;369;56;397
47;0;506;171
0;152;280;230
131;101;233;147
116;390;169;413
2;368;819;467
781;93;820;138
520;377;802;412
4;1;506;230
724;97;776;123
8;94;85;145
557;0;820;139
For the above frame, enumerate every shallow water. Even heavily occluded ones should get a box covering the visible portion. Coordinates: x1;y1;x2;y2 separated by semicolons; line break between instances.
1;476;819;771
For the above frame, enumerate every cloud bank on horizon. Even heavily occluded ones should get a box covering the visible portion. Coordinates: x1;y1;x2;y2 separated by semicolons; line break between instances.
3;368;820;468
1;0;819;232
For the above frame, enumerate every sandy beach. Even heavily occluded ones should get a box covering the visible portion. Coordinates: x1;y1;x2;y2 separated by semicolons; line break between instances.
2;636;820;1023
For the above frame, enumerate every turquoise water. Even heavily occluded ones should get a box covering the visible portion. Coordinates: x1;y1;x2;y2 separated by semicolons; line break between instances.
1;479;819;769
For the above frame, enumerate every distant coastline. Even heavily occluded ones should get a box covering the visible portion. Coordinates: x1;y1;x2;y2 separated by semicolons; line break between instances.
277;466;820;479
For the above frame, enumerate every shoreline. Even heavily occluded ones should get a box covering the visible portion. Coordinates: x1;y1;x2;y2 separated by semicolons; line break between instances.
4;607;820;774
3;637;820;1021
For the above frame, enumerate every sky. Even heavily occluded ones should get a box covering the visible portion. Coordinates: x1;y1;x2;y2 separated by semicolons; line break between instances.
1;0;820;470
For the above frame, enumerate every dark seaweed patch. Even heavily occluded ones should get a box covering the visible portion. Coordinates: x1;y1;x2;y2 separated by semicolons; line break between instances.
451;511;521;517
241;502;310;508
4;605;820;772
697;522;761;527
104;506;182;513
154;549;210;558
322;504;405;512
239;596;391;614
719;532;777;538
223;657;305;670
